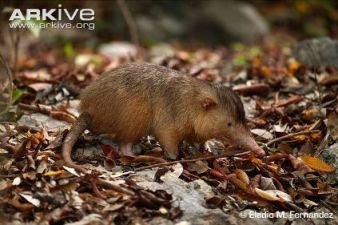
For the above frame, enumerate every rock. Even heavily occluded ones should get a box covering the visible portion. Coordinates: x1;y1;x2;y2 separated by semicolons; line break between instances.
108;1;268;44
98;41;138;60
293;37;338;68
132;164;232;225
149;43;175;64
201;0;269;44
17;113;69;132
149;43;175;59
321;142;338;185
133;164;298;225
136;13;185;42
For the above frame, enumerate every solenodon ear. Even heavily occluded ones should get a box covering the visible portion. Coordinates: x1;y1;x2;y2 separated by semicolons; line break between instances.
201;97;216;111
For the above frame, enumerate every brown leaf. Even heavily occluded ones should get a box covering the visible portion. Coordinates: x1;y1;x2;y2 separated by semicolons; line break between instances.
213;158;230;174
327;111;338;141
274;95;302;107
101;144;119;161
186;160;209;174
205;195;225;208
254;188;281;201
9;196;34;211
260;177;277;190
208;168;227;180
233;83;269;96
50;111;76;123
319;75;338;86
266;152;286;162
288;154;314;173
299;141;314;155
235;169;250;185
228;174;250;193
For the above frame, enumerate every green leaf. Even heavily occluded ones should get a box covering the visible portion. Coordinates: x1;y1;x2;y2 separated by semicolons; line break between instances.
11;88;28;104
64;42;75;58
263;144;277;153
257;141;277;153
249;47;261;57
233;55;248;66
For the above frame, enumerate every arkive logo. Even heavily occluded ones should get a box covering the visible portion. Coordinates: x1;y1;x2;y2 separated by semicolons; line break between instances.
9;4;95;21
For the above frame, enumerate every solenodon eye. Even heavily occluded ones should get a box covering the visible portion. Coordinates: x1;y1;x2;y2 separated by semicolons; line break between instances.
227;122;232;127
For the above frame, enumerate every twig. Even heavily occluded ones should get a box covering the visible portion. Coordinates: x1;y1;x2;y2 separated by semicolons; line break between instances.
12;31;20;75
90;178;106;199
18;103;76;123
97;178;135;196
134;150;247;171
7;26;20;75
320;97;338;108
0;53;13;117
265;130;320;146
18;103;51;114
117;0;139;45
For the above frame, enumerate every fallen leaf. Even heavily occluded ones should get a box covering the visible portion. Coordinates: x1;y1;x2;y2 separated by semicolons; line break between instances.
28;82;52;92
299;141;314;155
12;177;21;186
186;160;209;174
37;160;48;174
293;134;308;141
319;75;338;86
228;174;249;193
263;190;292;202
300;155;335;173
235;169;250;185
275;95;302;107
251;158;264;167
64;213;102;225
44;170;65;177
0;180;10;190
327;111;338;140
19;193;40;207
288;154;314;172
63;166;81;177
260;177;277;190
160;163;184;182
255;188;280;201
251;129;273;140
273;123;288;133
233;83;269;95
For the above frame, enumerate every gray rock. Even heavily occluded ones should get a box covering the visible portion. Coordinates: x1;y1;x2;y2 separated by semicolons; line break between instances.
98;41;138;60
17;113;69;132
132;164;231;225
149;43;175;64
136;13;185;42
202;0;269;44
321;142;338;185
293;37;338;68
116;0;268;44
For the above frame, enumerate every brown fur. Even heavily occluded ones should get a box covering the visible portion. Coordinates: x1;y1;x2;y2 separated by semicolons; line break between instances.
80;63;260;159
